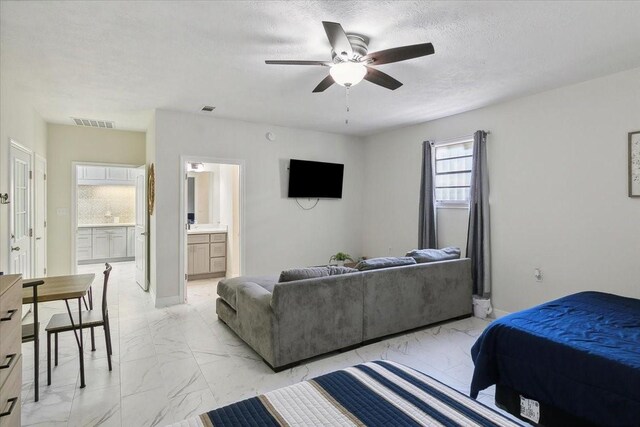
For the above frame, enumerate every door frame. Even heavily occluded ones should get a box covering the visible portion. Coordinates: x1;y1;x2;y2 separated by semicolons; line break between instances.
8;139;34;278
70;161;144;273
34;154;47;277
178;155;246;304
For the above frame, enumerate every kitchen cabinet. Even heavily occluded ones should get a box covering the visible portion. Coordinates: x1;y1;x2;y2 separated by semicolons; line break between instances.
78;226;135;264
77;165;137;186
187;232;227;280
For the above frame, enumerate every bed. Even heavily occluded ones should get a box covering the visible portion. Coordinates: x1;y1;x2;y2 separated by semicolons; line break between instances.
470;291;640;426
171;360;522;426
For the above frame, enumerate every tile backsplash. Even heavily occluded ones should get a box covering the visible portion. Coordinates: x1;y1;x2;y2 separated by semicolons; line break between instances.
78;185;135;225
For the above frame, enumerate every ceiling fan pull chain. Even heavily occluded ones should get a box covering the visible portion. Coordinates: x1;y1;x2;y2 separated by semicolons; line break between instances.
345;85;350;125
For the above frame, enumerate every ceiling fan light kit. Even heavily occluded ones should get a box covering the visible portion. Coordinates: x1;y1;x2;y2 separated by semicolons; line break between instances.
329;62;367;87
265;21;435;93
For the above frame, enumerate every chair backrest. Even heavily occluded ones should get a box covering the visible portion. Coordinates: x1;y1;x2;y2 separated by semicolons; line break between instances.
101;263;112;318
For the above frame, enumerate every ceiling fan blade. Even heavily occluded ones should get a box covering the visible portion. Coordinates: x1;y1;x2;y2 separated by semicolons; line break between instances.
364;43;434;65
265;60;330;66
364;67;403;90
312;75;335;93
322;21;353;58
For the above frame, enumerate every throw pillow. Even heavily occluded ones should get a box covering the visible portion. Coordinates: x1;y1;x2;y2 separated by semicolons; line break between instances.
278;267;330;283
405;247;461;263
355;257;417;271
327;266;358;275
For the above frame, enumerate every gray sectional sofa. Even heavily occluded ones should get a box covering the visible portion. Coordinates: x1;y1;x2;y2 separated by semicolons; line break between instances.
216;258;472;370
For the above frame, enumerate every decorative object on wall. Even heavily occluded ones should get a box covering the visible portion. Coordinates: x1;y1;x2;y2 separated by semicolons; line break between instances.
148;163;155;215
629;131;640;198
0;193;9;204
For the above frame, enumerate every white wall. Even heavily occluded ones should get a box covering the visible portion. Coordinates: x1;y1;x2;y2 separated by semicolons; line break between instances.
46;124;146;276
150;109;365;304
0;81;47;273
363;67;640;313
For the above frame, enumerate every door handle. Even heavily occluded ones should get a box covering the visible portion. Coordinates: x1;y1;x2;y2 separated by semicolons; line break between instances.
36;237;42;240
141;232;147;236
10;246;20;252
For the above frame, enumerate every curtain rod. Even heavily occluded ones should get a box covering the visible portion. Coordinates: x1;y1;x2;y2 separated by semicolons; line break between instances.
429;131;491;146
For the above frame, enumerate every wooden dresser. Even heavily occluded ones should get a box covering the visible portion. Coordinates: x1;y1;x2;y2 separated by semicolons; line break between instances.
0;275;22;427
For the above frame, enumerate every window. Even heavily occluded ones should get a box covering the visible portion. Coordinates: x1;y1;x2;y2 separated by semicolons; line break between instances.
434;139;473;206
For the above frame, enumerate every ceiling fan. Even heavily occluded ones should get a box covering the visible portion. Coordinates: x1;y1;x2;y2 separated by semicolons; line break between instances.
265;21;435;92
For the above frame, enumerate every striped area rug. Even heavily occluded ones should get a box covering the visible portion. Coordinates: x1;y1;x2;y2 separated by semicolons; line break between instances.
171;360;522;426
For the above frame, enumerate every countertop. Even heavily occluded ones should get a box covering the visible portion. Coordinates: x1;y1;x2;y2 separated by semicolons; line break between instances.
78;223;135;228
187;228;227;235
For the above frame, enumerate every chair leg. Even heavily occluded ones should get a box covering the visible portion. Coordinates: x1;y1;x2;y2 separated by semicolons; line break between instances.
34;334;39;402
104;324;112;372
47;332;52;386
90;327;96;351
105;315;113;357
54;333;58;366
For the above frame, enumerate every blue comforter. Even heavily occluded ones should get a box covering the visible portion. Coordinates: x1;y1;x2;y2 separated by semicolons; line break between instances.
470;292;640;426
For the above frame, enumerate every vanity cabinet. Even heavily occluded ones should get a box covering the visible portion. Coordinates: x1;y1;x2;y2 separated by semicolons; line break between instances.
77;226;135;264
187;232;227;280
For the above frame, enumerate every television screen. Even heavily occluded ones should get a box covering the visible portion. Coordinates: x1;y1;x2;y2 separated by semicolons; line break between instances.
288;159;344;198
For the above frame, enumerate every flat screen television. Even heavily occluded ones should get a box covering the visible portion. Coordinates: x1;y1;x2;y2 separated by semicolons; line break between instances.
288;159;344;199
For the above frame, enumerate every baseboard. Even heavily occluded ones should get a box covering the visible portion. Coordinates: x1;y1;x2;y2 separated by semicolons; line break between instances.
491;308;510;319
154;294;182;308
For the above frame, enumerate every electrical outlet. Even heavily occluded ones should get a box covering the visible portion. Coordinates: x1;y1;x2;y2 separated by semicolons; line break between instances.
534;268;543;282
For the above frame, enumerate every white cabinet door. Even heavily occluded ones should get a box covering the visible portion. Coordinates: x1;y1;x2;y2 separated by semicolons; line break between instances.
107;167;128;181
191;244;210;275
84;166;107;180
187;245;194;275
109;229;127;258
127;227;135;257
92;233;110;259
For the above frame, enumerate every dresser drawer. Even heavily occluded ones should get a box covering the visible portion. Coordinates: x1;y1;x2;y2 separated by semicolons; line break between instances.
210;257;226;273
210;242;226;258
0;355;21;427
77;228;92;236
0;281;21;389
188;234;209;244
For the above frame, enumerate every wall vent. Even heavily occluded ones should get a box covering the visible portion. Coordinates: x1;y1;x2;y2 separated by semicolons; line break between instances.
71;117;115;129
201;105;215;112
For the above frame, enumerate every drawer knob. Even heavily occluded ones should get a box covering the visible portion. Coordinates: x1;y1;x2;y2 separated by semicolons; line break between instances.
0;397;18;417
0;354;16;370
0;309;17;322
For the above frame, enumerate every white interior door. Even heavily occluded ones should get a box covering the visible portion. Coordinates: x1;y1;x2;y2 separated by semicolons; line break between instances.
9;142;32;279
34;155;47;277
135;165;148;290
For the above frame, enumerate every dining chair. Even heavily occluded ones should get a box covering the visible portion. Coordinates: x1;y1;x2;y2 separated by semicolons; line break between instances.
21;280;45;402
45;263;113;386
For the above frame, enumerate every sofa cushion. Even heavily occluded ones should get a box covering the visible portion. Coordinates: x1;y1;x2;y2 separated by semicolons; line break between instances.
327;266;358;276
355;257;416;271
217;275;278;309
279;267;330;283
406;247;461;263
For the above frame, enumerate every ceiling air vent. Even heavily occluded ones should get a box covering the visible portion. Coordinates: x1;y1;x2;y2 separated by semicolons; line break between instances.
71;117;115;129
201;105;215;112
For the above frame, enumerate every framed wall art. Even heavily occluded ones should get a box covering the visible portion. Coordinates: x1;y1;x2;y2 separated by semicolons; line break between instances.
629;131;640;198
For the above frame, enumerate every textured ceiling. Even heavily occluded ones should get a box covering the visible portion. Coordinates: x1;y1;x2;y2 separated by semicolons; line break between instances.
1;1;639;136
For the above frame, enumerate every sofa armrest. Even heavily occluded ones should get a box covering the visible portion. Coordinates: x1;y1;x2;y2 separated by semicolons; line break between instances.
235;282;278;365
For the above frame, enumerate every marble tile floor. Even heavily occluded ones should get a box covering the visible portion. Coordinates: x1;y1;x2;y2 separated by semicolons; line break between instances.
20;262;509;427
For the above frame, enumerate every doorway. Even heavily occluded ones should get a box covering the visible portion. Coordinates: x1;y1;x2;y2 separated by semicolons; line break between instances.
9;140;33;278
180;158;243;303
71;162;147;290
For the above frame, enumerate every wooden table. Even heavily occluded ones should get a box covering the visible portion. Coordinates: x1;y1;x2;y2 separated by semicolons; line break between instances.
22;274;95;388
